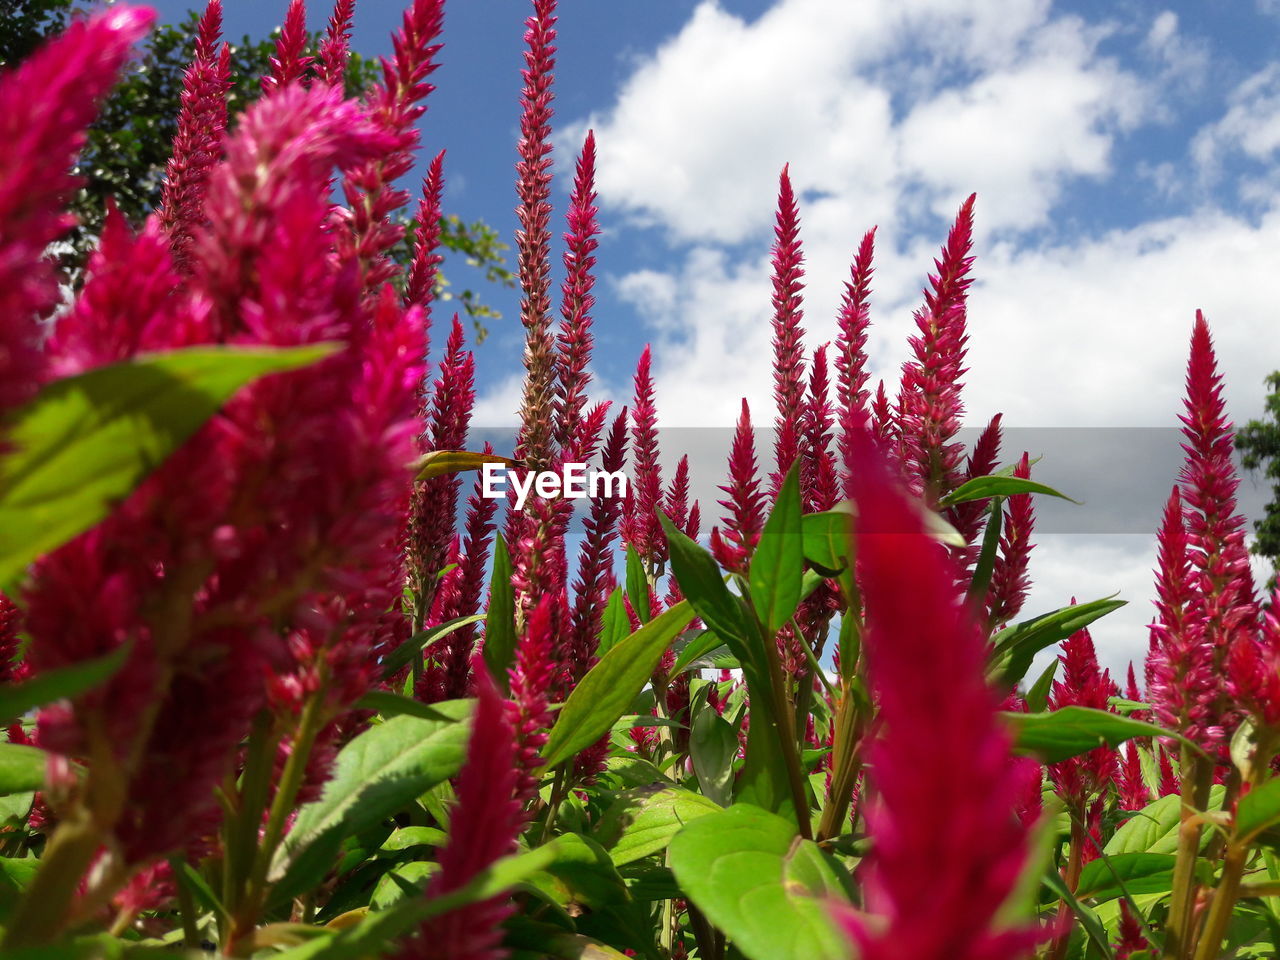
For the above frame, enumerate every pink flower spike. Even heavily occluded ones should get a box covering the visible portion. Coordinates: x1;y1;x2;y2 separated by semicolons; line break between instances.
711;398;766;575
404;150;446;316
1047;623;1118;810
620;346;664;565
555;130;600;457
318;0;356;86
836;227;876;501
158;0;231;270
508;595;557;810
803;345;839;513
840;428;1039;960
513;0;559;471
0;5;154;414
769;164;807;494
398;660;522;960
263;0;313;92
986;450;1036;630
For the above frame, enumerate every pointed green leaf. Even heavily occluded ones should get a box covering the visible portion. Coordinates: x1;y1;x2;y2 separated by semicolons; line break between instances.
0;344;338;591
938;475;1078;507
378;614;486;681
750;462;804;635
541;602;695;770
690;709;738;807
598;587;630;657
989;597;1127;687
0;643;129;723
1074;853;1177;902
482;537;516;692
595;786;722;866
668;804;848;960
1007;707;1195;764
800;511;851;577
1237;776;1280;841
658;513;755;666
625;545;652;625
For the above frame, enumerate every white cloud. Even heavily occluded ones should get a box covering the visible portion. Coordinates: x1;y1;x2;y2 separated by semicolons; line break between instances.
1193;64;1280;179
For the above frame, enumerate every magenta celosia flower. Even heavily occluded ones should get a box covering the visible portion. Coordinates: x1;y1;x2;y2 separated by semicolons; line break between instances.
620;346;665;565
1178;312;1258;753
986;451;1036;629
769;164;807;494
838;429;1039;960
555;131;601;459
1047;624;1119;810
404;150;446;314
1229;587;1280;730
803;346;839;514
710;399;766;575
0;592;26;687
869;381;897;452
836;228;876;501
0;6;153;415
1114;901;1149;959
948;413;1002;558
399;660;523;960
157;0;230;270
513;0;559;471
333;0;445;293
26;82;426;869
507;595;557;809
317;0;357;86
1145;487;1216;745
896;195;975;504
406;316;477;613
262;0;313;92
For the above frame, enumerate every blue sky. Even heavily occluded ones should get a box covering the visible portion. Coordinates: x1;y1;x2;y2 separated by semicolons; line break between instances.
140;0;1280;677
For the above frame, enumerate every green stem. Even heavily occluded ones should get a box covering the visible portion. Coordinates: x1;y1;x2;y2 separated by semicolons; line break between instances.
1047;814;1086;960
170;856;201;949
965;498;1003;612
0;809;104;949
227;683;328;954
817;686;863;842
1164;748;1211;960
1192;841;1248;960
759;622;812;839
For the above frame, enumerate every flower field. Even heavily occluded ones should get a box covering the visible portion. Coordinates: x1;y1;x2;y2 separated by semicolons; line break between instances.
1;2;1278;959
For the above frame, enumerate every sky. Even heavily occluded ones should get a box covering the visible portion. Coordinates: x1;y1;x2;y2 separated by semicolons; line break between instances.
139;0;1280;681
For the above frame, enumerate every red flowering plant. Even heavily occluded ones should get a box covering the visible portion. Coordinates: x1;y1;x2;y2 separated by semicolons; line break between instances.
1;1;1279;959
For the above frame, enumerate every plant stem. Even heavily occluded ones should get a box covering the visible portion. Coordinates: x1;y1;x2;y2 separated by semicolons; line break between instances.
759;620;812;838
1193;840;1248;960
0;806;103;949
817;685;863;842
171;856;201;949
1047;814;1086;960
1164;748;1211;960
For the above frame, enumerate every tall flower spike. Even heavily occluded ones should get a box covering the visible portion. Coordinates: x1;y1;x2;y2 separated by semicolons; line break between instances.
1144;487;1216;745
803;345;839;513
710;398;766;575
986;451;1036;630
508;594;557;810
513;0;559;471
839;428;1039;960
317;0;356;86
0;5;154;415
896;195;976;504
555;130;600;457
620;346;665;565
770;164;807;494
567;410;628;680
949;413;1003;554
157;0;231;270
333;0;445;292
869;381;896;451
404;150;446;315
262;0;313;92
1179;311;1258;753
398;660;522;960
1047;624;1119;810
836;227;876;501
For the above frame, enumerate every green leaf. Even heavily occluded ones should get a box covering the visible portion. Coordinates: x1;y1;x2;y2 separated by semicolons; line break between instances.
595;786;722;866
541;602;695;770
938;474;1077;507
378;614;486;681
1006;707;1193;764
376;826;447;858
749;461;804;635
597;587;630;657
529;833;630;909
800;511;851;576
482;537;516;692
690;708;738;807
0;744;48;796
625;545;652;625
1024;659;1058;714
0;643;129;723
1237;776;1280;841
670;630;726;677
1105;788;1226;856
269;700;473;897
1041;869;1114;959
989;597;1127;687
353;691;456;723
1074;853;1177;902
370;861;437;910
270;840;563;960
667;804;849;960
658;513;756;666
0;344;337;591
